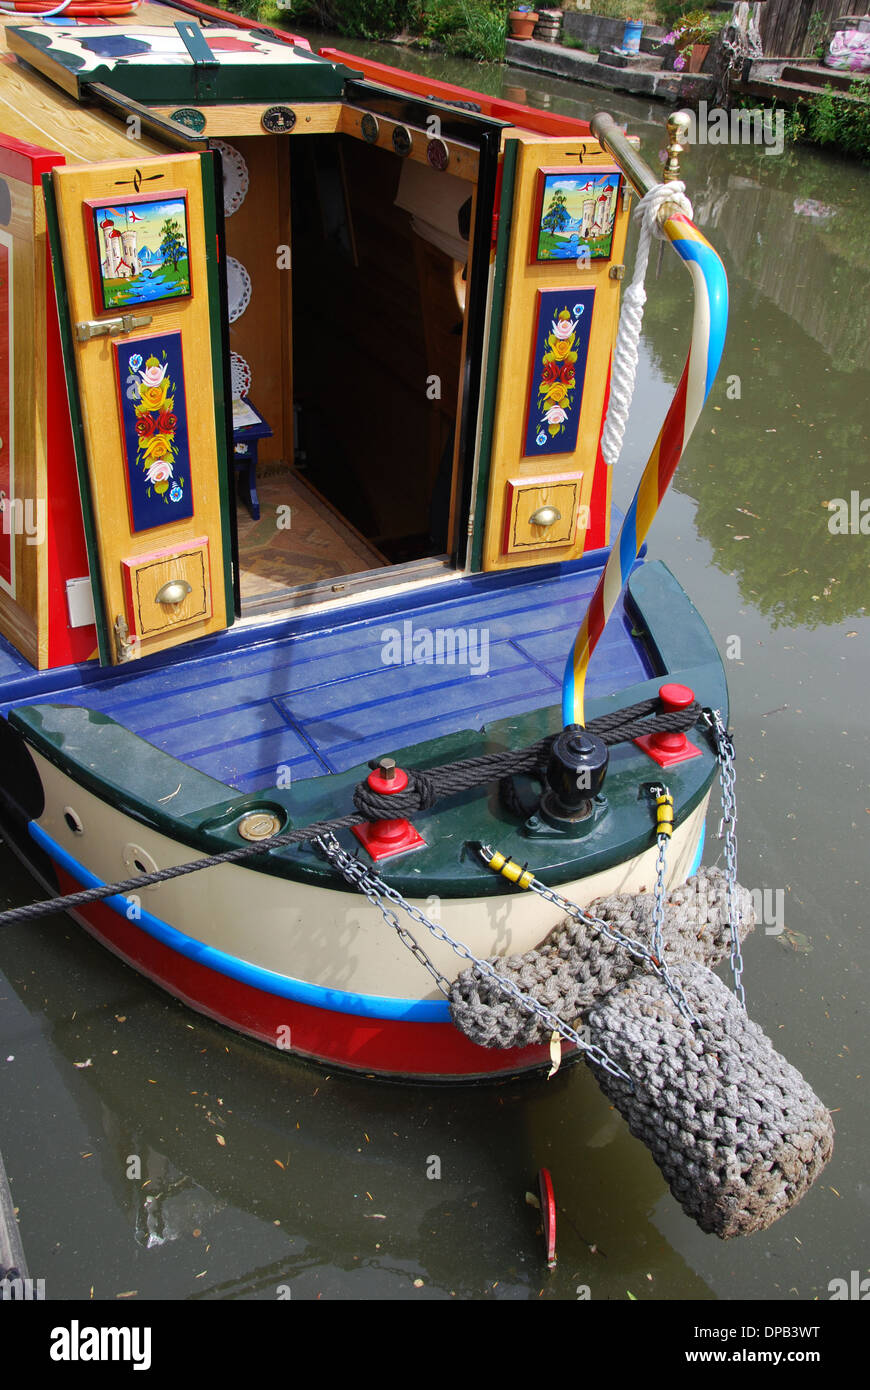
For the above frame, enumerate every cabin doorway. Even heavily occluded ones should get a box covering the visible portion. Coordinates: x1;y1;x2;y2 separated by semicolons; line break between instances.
218;97;500;614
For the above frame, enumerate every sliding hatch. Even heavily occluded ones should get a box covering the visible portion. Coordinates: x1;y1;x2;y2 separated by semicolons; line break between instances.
44;149;234;665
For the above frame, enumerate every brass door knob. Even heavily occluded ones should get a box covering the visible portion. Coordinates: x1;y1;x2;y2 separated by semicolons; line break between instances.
155;579;192;606
529;505;561;528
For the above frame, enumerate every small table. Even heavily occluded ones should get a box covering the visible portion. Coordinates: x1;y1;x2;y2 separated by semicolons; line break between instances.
232;397;273;521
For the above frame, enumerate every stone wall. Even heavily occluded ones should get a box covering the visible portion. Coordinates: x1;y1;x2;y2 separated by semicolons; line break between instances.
562;11;666;52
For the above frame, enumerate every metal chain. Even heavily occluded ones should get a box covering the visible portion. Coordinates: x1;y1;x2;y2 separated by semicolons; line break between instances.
705;708;746;1009
514;867;700;1028
315;833;635;1086
651;788;670;968
313;838;454;998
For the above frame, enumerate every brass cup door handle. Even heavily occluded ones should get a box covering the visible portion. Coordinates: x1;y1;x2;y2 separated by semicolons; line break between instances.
155;579;192;606
529;505;562;528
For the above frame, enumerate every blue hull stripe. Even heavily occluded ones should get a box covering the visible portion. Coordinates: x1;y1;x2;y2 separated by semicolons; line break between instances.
27;821;451;1023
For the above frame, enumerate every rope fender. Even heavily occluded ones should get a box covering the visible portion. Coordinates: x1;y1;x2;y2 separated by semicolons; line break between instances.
448;867;754;1049
587;962;835;1238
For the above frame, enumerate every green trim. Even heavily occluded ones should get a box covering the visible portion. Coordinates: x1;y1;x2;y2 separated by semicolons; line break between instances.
41;173;111;665
10;25;358;106
11;563;727;901
470;138;518;573
199;150;236;625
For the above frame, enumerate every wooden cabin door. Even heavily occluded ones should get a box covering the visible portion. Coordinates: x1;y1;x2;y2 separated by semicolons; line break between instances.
44;151;234;665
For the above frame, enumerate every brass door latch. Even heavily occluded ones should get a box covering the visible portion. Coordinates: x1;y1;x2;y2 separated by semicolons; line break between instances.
75;312;153;342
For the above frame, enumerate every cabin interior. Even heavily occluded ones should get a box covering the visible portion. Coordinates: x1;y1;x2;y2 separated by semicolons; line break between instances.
223;127;472;605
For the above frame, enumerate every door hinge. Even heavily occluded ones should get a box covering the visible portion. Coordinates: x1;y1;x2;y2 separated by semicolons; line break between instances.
76;312;153;342
609;264;626;281
114;613;139;663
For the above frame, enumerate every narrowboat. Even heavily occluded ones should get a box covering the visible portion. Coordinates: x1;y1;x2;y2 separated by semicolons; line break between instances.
0;2;730;1081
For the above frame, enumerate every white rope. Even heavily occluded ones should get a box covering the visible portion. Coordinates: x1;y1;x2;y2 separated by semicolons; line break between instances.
599;180;694;470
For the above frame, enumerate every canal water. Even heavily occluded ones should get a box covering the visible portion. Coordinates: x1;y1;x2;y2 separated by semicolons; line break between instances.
1;35;867;1303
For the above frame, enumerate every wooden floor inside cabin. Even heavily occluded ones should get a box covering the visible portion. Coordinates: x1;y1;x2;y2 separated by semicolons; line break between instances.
235;467;388;604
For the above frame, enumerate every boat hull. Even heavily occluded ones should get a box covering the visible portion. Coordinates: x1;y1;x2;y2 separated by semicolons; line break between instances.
14;747;708;1080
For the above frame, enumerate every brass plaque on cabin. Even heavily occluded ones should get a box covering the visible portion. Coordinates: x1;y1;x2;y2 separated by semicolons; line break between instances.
171;108;206;134
361;113;379;144
262;106;297;133
392;125;413;157
427;138;450;172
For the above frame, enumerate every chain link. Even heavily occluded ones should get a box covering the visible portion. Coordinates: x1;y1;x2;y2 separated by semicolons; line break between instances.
515;864;700;1028
314;833;635;1086
651;790;669;968
705;708;746;1009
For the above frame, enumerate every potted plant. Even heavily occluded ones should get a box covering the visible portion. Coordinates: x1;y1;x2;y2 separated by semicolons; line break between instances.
621;16;644;55
657;9;725;73
508;4;539;41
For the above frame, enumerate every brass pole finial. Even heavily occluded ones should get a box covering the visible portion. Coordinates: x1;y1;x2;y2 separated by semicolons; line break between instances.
663;109;692;183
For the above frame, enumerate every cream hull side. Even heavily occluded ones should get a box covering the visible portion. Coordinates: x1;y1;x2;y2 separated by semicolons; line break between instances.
32;750;709;1001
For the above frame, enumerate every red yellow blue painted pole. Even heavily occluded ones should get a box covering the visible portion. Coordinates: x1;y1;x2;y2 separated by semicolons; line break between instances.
562;212;728;727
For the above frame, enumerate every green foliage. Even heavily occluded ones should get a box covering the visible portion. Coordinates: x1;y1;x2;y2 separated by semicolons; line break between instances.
771;81;870;161
804;81;870;159
422;0;508;62
279;0;420;38
806;9;829;62
654;0;716;27
562;36;599;53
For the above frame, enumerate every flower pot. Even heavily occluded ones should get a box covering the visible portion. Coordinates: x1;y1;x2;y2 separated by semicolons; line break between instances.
621;20;643;54
509;10;539;41
686;42;710;73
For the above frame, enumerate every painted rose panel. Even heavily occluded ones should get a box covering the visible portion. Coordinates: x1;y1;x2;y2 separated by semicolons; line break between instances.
114;331;194;532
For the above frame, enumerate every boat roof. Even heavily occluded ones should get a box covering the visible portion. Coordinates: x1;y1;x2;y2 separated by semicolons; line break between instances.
0;1;591;150
6;14;358;105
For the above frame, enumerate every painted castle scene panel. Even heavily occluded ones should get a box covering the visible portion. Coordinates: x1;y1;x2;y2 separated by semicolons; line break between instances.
90;195;191;310
533;169;621;263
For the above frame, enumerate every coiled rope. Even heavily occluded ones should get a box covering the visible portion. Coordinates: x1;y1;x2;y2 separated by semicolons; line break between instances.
0;696;703;927
599;181;694;469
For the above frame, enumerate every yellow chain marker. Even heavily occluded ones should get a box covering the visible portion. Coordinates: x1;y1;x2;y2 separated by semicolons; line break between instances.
655;790;674;839
481;846;535;890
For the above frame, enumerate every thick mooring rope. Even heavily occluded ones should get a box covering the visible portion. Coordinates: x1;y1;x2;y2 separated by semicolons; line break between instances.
599;181;694;469
449;868;833;1239
449;868;752;1049
0;697;701;928
587;962;834;1238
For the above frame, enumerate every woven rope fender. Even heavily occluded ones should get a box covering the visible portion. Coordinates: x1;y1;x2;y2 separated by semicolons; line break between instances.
449;868;754;1050
586;962;834;1237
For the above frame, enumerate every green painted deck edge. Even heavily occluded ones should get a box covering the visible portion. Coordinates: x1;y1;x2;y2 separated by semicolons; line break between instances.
10;563;727;899
42;173;112;666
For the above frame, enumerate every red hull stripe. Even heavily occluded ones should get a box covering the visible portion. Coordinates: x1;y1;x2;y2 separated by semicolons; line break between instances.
31;824;554;1078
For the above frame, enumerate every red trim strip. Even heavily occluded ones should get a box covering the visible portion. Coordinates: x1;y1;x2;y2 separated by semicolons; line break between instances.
56;867;559;1080
317;49;593;138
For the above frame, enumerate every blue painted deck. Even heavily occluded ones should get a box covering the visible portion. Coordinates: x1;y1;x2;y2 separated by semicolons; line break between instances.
0;561;657;795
